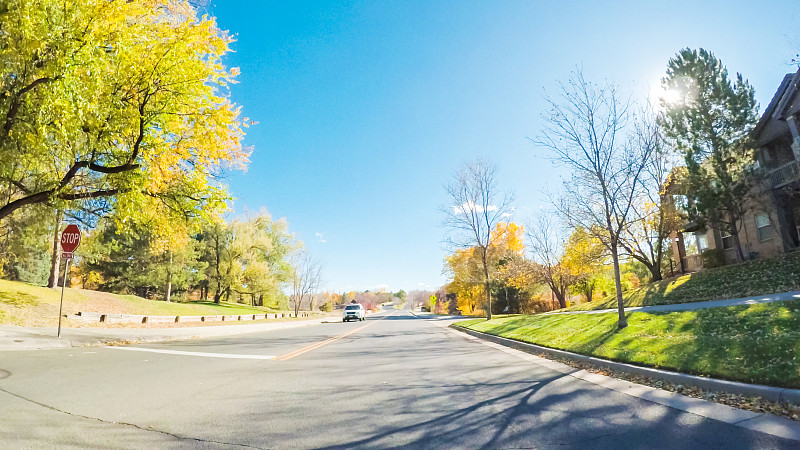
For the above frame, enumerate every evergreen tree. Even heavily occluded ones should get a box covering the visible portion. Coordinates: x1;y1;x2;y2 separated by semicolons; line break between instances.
659;48;759;261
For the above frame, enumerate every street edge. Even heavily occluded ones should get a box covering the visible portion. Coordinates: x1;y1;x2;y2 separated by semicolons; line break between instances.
449;324;800;442
0;319;328;351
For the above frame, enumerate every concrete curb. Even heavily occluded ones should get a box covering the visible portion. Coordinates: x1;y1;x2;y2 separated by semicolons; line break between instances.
0;318;328;351
451;326;800;404
448;324;800;442
75;311;309;324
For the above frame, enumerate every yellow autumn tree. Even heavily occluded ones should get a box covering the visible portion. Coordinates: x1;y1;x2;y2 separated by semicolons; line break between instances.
444;222;530;315
444;247;486;316
0;0;249;240
563;226;607;302
491;222;528;286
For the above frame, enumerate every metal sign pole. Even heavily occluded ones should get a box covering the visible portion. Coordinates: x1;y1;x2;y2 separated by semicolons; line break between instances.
57;258;71;338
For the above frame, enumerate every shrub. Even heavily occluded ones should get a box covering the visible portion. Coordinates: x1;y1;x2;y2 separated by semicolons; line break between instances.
702;248;725;269
622;271;640;291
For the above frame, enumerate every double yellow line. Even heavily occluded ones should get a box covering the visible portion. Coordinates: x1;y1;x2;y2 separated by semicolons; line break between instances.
273;312;393;361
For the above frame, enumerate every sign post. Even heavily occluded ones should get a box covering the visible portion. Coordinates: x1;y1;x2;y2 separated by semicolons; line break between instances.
58;225;81;338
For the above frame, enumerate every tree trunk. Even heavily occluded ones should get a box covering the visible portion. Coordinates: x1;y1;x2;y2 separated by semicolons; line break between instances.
729;212;746;262
47;210;63;288
553;289;567;309
646;260;662;282
482;249;492;320
164;251;172;302
213;227;222;303
611;241;628;329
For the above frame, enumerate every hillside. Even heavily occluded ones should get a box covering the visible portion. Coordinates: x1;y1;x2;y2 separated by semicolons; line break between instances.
568;251;800;312
0;279;280;327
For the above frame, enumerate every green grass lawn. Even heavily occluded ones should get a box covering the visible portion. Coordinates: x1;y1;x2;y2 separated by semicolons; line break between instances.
569;251;800;311
454;300;800;388
0;278;284;327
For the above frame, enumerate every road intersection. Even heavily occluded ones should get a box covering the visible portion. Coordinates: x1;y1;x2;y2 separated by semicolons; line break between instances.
1;308;798;448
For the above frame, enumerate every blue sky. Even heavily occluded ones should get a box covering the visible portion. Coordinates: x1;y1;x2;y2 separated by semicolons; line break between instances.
205;0;799;293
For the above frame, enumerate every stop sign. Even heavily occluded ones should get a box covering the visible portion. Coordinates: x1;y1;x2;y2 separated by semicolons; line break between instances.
60;224;81;253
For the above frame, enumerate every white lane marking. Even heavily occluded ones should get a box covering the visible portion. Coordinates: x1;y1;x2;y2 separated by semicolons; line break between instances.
106;347;276;360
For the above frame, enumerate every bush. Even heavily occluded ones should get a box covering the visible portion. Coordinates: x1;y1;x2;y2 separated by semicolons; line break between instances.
702;248;725;269
622;271;640;291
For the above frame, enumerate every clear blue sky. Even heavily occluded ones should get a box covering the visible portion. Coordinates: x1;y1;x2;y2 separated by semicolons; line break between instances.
205;0;799;293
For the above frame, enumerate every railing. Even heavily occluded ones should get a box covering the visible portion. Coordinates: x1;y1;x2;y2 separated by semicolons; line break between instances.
767;160;800;188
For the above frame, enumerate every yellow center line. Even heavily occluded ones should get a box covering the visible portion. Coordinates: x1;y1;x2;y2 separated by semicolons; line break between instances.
274;311;395;361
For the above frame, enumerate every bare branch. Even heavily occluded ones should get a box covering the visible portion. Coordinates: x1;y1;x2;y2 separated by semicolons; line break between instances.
441;158;514;319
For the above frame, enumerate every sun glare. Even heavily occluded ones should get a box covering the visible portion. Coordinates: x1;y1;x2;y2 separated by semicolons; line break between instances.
661;87;683;105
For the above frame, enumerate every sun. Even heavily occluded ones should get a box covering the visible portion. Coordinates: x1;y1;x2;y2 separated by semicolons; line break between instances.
661;87;683;105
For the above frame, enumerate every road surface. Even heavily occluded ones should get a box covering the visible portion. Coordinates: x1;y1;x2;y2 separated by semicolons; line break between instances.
0;308;795;449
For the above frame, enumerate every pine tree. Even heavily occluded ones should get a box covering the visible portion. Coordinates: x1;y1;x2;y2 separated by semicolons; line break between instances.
659;48;759;262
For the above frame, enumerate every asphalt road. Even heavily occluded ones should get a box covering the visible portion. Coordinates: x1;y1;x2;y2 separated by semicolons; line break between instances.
0;308;797;449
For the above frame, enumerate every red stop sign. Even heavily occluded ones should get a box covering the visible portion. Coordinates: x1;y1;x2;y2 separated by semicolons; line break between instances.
60;224;81;253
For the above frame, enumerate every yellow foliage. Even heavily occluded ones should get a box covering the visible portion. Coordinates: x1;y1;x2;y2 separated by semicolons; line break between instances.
0;0;249;225
563;227;605;278
456;285;485;316
491;222;525;254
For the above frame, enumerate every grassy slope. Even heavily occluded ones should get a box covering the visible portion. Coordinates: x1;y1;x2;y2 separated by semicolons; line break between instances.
0;279;278;327
569;251;800;311
455;301;800;388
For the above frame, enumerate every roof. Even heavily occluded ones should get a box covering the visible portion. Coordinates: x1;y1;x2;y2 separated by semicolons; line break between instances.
753;68;800;141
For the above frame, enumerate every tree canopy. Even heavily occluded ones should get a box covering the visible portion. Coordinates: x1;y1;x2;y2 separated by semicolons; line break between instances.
0;0;249;229
660;48;759;261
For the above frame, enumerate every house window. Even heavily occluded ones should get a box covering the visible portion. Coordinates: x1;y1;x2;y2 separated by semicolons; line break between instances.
756;213;773;241
721;230;734;250
695;232;708;252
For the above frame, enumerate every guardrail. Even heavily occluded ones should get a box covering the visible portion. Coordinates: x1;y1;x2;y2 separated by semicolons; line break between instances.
74;311;309;324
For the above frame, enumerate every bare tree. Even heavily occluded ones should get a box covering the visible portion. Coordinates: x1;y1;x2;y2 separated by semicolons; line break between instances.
617;106;680;282
526;216;577;309
533;70;652;328
407;290;433;310
442;159;514;320
289;250;323;317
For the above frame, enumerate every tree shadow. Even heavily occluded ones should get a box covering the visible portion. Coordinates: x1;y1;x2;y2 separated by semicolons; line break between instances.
2;316;796;449
666;301;800;387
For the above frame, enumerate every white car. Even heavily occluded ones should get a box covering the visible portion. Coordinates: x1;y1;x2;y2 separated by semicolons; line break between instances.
342;304;365;322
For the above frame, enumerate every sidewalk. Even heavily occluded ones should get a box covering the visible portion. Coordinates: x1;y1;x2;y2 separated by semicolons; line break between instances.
543;290;800;315
0;318;332;351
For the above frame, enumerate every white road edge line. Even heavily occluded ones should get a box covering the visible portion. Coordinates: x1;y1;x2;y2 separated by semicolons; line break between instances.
105;347;276;360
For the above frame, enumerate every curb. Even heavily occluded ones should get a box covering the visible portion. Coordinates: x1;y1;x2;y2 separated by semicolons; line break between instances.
0;319;326;351
74;311;309;324
447;324;800;442
451;325;800;404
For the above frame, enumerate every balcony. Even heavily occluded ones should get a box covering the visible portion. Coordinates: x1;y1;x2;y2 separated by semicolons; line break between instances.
767;160;800;188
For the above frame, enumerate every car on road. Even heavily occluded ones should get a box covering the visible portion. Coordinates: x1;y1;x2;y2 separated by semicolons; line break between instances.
342;304;365;322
